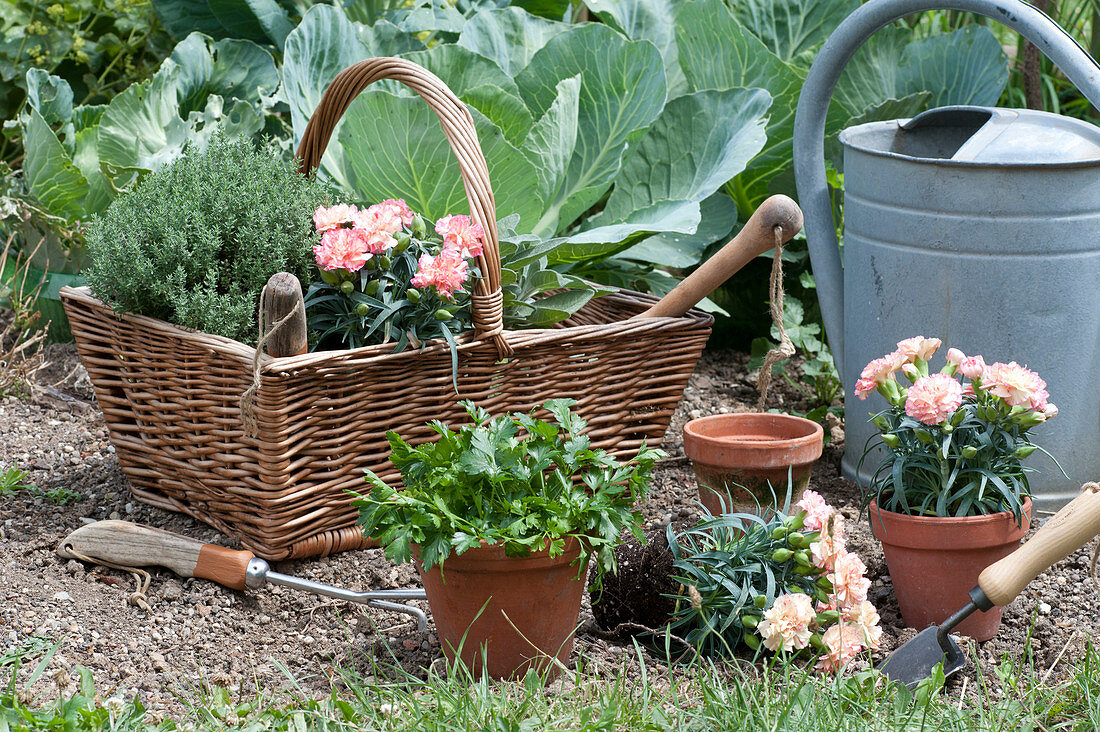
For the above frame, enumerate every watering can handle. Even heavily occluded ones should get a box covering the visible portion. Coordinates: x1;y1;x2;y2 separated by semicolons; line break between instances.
793;0;1100;377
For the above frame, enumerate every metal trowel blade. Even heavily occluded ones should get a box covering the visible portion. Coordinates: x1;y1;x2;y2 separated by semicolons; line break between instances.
878;626;966;688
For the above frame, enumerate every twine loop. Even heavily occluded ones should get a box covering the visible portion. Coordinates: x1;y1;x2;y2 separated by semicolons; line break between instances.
239;283;304;438
755;226;796;411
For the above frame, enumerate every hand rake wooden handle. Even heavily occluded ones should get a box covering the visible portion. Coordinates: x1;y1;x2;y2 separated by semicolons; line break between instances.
639;194;804;319
979;483;1100;606
57;520;255;591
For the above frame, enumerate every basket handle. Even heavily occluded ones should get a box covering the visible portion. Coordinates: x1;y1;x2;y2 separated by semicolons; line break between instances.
295;57;506;346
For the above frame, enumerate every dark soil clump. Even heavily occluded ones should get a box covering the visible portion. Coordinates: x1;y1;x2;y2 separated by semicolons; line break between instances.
590;527;678;636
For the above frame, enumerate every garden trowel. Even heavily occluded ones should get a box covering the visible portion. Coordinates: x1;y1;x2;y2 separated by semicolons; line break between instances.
879;483;1100;687
56;520;429;630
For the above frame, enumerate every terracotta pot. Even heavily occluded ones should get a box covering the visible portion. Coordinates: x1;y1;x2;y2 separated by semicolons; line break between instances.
683;413;824;515
414;539;587;680
869;497;1032;641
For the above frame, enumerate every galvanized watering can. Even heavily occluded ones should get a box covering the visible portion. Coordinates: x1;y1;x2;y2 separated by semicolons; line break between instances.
794;0;1100;511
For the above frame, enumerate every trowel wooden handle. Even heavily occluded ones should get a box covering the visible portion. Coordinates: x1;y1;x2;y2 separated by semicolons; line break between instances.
638;194;803;319
57;520;255;591
979;483;1100;607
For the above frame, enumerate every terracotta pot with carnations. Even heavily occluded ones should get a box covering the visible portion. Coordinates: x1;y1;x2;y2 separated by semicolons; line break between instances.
855;336;1060;641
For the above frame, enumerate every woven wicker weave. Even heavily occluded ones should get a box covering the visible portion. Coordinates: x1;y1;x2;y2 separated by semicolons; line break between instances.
62;58;715;560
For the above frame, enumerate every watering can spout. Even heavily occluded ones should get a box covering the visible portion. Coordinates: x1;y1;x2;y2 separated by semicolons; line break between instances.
793;0;1100;379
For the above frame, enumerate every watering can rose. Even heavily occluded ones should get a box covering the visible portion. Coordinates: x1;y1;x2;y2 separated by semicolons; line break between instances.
856;336;1059;519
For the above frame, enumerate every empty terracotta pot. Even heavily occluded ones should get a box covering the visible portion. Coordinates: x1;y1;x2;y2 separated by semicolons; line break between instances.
415;539;587;680
683;413;824;515
869;498;1032;641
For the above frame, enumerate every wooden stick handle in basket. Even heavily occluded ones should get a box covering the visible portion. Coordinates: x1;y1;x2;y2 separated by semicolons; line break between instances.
639;195;804;319
57;520;255;591
978;483;1100;607
294;57;506;345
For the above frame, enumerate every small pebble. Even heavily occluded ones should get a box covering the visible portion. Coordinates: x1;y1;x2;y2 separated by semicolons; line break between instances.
1038;602;1052;615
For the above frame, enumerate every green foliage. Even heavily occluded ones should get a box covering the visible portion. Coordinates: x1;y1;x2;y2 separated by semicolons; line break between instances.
354;399;664;585
0;0;174;166
278;4;772;270
30;485;80;505
667;507;831;657
750;293;843;418
84;135;330;343
0;464;31;495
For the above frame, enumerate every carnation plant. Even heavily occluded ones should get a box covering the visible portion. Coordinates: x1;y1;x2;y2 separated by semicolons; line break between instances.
353;399;663;587
303;201;605;376
667;491;880;673
303;200;481;355
856;337;1060;522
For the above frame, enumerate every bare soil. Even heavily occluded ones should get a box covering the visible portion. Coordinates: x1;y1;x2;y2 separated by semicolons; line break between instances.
2;345;1097;718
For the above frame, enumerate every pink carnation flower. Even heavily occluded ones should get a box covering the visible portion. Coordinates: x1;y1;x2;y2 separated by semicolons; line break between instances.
810;516;845;571
436;214;485;258
1043;403;1059;419
817;624;866;673
831;550;871;608
411;249;469;299
379;198;414;228
842;601;883;650
896;336;942;362
946;348;966;366
313;228;371;272
983;361;1049;409
757;593;816;652
905;373;963;425
853;352;906;400
314;204;358;233
959;355;987;381
795;490;833;532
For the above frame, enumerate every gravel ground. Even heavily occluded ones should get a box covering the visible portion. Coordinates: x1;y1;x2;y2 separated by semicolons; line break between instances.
2;345;1097;719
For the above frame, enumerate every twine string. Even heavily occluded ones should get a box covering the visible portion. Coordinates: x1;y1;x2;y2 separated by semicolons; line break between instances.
755;226;796;411
239;283;304;438
67;547;152;611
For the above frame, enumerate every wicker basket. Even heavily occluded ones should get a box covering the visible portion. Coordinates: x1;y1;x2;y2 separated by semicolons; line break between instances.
62;58;801;560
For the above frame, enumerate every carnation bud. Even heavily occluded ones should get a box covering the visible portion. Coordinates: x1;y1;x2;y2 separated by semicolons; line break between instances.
950;408;967;426
355;303;369;317
394;233;411;251
320;270;340;286
365;258;378;271
914;429;933;444
882;433;900;449
363;280;379;296
771;548;794;563
809;633;826;651
946;348;966;365
793;564;817;575
794;550;813;567
1015;444;1038;459
413;214;427;237
378;255;392;270
871;414;890;431
754;594;768;609
786;531;806;548
740;613;760;629
1015;412;1046;429
961;445;979;459
902;363;920;382
771;525;790;540
340;281;355;294
406;288;421;303
785;512;806;532
743;633;762;651
434;308;454;321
